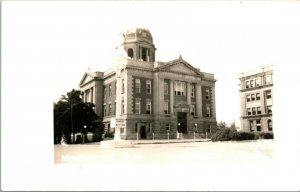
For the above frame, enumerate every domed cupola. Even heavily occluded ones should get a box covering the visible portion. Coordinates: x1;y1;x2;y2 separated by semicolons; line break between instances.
123;28;156;62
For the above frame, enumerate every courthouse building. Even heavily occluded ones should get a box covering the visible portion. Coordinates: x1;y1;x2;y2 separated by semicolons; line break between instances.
79;28;217;140
239;66;273;132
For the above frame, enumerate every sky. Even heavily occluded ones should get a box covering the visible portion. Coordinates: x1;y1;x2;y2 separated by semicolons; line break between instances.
3;1;300;125
2;1;300;191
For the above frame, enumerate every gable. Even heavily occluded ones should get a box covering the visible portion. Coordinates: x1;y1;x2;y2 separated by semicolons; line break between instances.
160;61;200;76
79;73;94;87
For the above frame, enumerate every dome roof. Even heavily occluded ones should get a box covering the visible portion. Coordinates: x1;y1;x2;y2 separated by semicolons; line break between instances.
124;28;153;44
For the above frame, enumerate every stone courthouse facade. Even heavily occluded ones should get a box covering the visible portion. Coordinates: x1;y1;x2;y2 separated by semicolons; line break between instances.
79;28;217;140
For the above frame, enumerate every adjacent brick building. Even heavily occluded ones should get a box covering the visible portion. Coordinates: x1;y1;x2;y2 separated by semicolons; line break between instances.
239;66;273;133
79;28;217;140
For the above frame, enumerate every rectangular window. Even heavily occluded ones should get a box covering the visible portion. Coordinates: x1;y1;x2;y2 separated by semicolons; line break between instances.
146;80;151;94
114;102;116;115
165;123;170;131
135;99;141;114
268;120;272;131
255;79;260;87
146;101;151;114
256;120;261;131
108;103;111;115
121;100;124;114
206;88;210;100
257;107;261;115
191;84;195;97
135;79;141;93
246;95;251;102
191;104;195;116
109;84;112;97
252;107;256;115
103;104;106;116
247;108;251;116
250;121;254;132
250;80;254;88
251;94;255;101
164;82;169;95
206;104;211;117
164;101;169;114
246;81;250;89
265;75;271;85
256;93;260;100
121;79;125;94
207;125;211;133
174;81;186;96
148;123;152;133
266;90;272;99
267;105;272;114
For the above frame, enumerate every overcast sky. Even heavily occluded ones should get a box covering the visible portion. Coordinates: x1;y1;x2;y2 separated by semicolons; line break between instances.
3;1;300;126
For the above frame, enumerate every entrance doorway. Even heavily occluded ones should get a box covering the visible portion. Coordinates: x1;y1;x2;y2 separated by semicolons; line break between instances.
140;125;147;139
177;112;187;133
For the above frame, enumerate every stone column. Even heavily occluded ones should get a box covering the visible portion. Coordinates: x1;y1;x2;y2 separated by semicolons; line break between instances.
195;83;202;117
187;83;191;105
170;80;174;114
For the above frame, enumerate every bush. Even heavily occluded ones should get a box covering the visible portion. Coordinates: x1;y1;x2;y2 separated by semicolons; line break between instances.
211;128;273;142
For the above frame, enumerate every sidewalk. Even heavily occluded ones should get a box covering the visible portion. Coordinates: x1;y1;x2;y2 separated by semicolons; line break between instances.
134;138;211;144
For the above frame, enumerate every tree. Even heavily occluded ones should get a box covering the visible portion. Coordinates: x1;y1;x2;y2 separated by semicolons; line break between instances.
54;89;99;144
217;121;227;129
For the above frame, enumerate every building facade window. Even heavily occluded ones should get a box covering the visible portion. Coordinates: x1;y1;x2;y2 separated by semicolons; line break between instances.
256;93;260;100
268;120;272;131
135;79;141;93
146;101;151;114
103;87;106;99
246;81;250;89
250;121;254;132
165;123;170;131
164;101;169;114
146;80;151;94
265;75;272;85
250;80;254;88
121;100;124;114
191;104;195;116
148;123;152;133
205;88;210;100
174;81;186;96
255;79;260;87
256;120;261;131
135;99;141;114
164;81;169;95
252;107;256;115
108;103;112;115
114;102;116;115
207;125;211;133
206;104;211;117
103;104;106;116
266;90;272;99
247;108;251;116
267;105;272;114
191;84;195;97
122;79;125;94
109;85;112;97
246;95;250;102
251;94;255;101
257;107;261;115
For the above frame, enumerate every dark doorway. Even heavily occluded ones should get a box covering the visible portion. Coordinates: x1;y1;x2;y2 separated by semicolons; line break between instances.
140;125;147;139
177;112;187;133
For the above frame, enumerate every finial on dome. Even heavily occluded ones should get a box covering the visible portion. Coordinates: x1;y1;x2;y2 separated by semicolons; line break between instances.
179;55;182;59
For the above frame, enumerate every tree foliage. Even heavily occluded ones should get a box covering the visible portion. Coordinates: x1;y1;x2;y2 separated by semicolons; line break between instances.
54;89;99;144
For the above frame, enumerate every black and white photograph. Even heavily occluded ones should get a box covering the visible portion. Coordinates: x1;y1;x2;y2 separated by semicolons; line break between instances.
2;1;300;191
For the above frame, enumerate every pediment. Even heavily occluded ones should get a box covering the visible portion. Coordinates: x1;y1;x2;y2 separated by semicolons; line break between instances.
79;72;94;86
158;59;201;76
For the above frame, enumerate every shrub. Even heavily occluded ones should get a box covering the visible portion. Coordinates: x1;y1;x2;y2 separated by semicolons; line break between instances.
259;132;274;139
211;128;238;142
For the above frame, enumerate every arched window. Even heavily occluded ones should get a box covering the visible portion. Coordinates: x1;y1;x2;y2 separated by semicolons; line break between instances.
268;120;272;131
127;48;133;59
